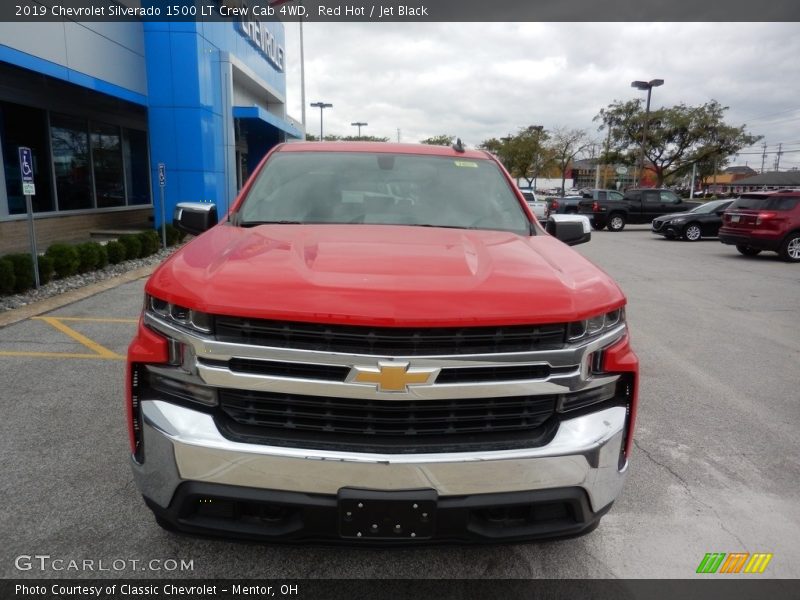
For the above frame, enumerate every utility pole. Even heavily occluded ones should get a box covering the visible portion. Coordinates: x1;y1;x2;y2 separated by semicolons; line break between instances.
396;128;401;143
760;142;767;174
775;143;783;171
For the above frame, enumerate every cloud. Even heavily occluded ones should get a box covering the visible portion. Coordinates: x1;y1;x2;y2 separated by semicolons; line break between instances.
283;23;800;163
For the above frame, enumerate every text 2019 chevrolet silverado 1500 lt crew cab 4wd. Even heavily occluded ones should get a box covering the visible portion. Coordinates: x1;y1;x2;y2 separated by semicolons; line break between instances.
127;142;639;543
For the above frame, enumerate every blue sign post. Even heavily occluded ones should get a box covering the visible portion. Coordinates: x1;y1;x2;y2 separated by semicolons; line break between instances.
18;147;40;288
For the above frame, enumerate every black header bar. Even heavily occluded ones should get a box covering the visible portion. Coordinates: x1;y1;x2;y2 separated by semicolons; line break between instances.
2;0;799;22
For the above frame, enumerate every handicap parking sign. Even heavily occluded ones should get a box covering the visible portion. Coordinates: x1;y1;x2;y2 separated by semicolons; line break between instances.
18;146;35;195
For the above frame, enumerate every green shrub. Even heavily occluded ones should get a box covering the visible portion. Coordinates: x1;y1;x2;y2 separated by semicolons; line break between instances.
118;235;142;260
37;254;55;284
164;223;182;246
0;257;15;295
7;253;35;292
76;242;102;273
46;243;80;278
137;230;160;257
96;244;109;269
106;240;126;264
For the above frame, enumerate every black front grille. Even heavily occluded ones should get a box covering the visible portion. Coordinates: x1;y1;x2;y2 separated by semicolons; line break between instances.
436;364;552;383
213;317;567;355
228;358;350;381
218;389;556;438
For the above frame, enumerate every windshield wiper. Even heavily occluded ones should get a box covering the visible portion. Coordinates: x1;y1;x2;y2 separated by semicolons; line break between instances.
238;220;305;227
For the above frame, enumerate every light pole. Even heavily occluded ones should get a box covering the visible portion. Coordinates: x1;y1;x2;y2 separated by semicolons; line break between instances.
310;102;332;141
631;78;664;186
351;121;368;139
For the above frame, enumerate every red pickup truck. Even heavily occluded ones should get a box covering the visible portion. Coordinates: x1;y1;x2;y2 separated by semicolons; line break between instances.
127;142;639;543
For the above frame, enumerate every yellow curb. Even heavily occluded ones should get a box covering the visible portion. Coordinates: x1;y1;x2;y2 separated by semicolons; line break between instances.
0;264;155;329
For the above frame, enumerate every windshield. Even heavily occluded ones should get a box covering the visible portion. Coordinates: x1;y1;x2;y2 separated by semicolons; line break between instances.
235;152;530;235
691;199;732;214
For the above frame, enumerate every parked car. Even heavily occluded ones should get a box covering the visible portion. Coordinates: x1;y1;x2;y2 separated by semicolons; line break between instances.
545;195;583;216
651;199;734;241
579;188;700;231
519;186;547;223
718;191;800;262
127;142;638;543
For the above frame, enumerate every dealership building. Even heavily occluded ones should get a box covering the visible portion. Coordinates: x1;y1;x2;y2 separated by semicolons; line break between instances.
0;14;302;254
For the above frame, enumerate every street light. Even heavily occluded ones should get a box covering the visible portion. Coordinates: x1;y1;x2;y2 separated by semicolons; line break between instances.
351;121;368;138
310;102;332;141
631;78;664;186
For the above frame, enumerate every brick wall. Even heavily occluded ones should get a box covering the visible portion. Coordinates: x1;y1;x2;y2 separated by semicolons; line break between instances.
0;208;153;254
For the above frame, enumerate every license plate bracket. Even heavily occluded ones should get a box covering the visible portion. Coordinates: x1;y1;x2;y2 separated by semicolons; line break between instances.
338;488;437;540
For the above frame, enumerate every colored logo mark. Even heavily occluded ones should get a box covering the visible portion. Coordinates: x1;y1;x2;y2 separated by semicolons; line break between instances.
696;552;773;574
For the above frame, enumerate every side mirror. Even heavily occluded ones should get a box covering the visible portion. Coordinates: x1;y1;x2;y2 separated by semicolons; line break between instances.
546;214;591;246
173;202;217;236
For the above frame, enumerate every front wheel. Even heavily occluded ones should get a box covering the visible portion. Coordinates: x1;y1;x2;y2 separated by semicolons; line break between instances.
683;223;702;241
779;232;800;262
736;244;761;257
607;213;626;232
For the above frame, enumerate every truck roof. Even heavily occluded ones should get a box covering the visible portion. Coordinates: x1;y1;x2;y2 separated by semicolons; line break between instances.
278;141;491;160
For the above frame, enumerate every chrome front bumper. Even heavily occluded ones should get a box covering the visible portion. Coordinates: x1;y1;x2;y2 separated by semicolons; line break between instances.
132;400;628;514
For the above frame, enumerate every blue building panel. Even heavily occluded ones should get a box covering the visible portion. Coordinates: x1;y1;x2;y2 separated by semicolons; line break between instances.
143;18;295;227
142;31;175;108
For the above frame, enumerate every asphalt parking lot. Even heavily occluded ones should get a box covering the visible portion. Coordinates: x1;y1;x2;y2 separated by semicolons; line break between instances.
1;225;798;579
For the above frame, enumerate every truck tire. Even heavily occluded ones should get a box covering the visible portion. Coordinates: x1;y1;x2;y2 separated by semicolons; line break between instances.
607;213;626;232
736;244;761;257
778;232;800;262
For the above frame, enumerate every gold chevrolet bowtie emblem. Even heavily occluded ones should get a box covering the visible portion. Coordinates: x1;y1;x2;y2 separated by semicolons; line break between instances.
348;361;439;393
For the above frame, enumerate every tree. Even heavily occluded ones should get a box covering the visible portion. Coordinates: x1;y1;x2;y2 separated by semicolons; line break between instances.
341;135;390;142
595;99;761;187
479;126;552;187
420;134;455;146
547;127;589;195
304;134;342;141
305;134;389;142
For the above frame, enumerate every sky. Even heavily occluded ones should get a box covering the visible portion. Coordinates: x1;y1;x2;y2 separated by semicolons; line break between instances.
282;22;800;170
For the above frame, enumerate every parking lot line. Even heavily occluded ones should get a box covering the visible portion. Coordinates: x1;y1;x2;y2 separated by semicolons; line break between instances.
0;350;123;360
46;316;138;324
33;316;125;359
0;316;130;360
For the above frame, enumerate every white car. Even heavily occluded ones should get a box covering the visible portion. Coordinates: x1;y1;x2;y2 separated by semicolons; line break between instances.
518;187;547;223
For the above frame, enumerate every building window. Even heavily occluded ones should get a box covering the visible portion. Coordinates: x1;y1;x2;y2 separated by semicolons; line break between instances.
91;122;125;208
1;101;55;214
51;113;92;211
123;128;150;205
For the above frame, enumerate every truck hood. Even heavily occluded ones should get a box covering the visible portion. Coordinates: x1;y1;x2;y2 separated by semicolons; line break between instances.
146;224;625;327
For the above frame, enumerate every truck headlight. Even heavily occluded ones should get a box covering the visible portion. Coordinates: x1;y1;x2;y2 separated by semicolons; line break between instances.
568;308;625;342
146;294;212;334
